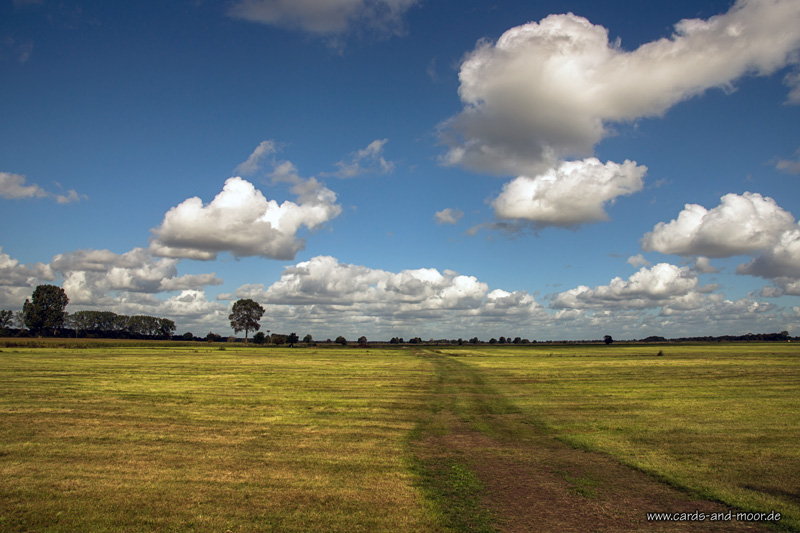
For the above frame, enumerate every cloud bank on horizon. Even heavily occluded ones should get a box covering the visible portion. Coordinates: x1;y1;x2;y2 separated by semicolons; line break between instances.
2;0;800;339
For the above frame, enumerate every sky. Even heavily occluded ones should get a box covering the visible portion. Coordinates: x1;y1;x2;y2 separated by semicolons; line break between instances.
2;0;800;341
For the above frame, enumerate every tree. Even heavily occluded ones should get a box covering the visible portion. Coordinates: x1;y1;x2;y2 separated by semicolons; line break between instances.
127;315;162;337
604;335;613;345
14;311;25;330
23;284;69;336
303;334;313;344
0;309;14;334
157;318;176;339
358;336;367;346
66;310;95;337
182;332;194;341
253;331;267;344
287;332;299;347
335;335;347;345
229;299;265;344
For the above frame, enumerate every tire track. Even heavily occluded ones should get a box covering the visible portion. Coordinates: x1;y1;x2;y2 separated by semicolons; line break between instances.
409;351;770;532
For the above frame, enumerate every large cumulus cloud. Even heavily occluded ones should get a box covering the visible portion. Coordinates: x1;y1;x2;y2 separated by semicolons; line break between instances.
491;158;646;226
737;229;800;295
441;0;800;176
642;192;800;296
149;176;341;261
551;263;711;310
548;262;788;337
642;192;796;257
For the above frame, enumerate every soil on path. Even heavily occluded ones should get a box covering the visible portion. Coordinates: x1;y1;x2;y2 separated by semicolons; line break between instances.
411;351;772;532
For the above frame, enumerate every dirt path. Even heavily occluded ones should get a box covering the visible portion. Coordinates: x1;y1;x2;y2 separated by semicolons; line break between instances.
410;352;771;532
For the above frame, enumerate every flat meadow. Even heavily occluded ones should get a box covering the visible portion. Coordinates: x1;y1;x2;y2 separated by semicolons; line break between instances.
437;343;800;530
1;339;798;531
0;341;439;531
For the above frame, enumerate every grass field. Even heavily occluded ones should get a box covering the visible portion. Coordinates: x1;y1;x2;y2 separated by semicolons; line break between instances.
437;343;800;530
0;342;440;531
1;340;798;531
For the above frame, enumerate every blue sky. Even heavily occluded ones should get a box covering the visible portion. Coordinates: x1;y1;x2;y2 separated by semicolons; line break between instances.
2;0;800;340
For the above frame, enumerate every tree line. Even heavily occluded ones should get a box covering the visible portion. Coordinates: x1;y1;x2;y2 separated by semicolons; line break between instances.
1;284;176;339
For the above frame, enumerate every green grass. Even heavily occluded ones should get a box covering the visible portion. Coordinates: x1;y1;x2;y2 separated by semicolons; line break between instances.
0;343;441;531
405;352;502;532
436;343;800;530
2;340;799;531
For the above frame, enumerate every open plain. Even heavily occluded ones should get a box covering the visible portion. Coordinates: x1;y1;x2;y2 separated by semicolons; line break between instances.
1;340;797;531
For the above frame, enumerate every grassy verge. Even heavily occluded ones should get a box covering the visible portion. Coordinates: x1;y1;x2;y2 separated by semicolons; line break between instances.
0;343;439;531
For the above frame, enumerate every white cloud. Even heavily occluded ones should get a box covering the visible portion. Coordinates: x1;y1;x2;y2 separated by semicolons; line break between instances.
551;263;707;310
228;0;418;37
234;140;278;176
627;254;651;268
23;247;230;332
758;278;800;297
786;71;800;104
736;228;800;279
269;160;302;183
0;172;85;203
776;148;800;174
50;248;223;305
544;264;793;337
0;247;54;309
232;255;546;338
692;256;719;274
161;290;228;322
327;139;395;178
247;255;488;307
84;289;229;334
435;208;463;225
0;246;53;289
441;0;800;176
625;294;786;339
54;190;84;204
642;193;800;296
229;256;793;339
759;285;785;298
492;158;646;227
642;192;796;257
149;176;341;260
1;172;48;200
